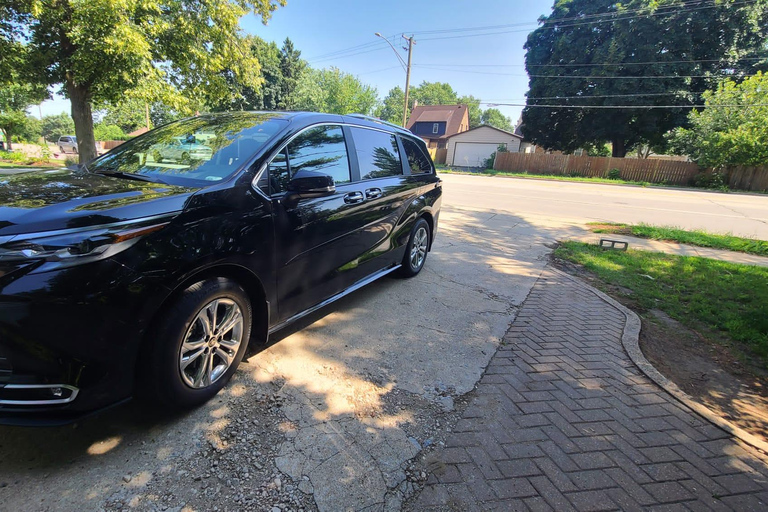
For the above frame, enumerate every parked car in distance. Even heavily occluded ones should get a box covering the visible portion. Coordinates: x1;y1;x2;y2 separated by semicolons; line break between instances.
151;135;214;163
0;112;442;425
57;135;77;154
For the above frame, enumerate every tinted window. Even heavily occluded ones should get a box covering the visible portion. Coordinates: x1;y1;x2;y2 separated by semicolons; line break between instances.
268;148;290;194
401;137;433;174
287;125;350;185
351;127;402;180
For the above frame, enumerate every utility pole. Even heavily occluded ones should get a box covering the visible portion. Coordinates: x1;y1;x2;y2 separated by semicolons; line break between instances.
145;102;151;131
402;35;415;128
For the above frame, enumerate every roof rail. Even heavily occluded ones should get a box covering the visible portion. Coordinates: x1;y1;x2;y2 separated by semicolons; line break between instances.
346;114;406;131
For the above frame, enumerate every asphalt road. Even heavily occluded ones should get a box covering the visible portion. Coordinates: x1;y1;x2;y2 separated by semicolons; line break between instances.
441;173;768;239
1;174;766;512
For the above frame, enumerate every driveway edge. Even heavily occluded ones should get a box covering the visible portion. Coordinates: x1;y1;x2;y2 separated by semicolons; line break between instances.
549;266;768;456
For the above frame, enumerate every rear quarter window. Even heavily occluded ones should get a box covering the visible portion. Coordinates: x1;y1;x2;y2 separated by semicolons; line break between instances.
401;137;433;174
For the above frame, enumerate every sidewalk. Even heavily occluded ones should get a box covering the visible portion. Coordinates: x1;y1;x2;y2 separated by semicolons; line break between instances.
405;267;768;511
573;232;768;268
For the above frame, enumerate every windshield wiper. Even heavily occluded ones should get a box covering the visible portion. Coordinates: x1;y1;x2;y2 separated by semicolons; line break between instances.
92;169;166;184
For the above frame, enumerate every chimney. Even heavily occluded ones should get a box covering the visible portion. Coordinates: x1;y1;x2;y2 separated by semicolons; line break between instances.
413;99;418;108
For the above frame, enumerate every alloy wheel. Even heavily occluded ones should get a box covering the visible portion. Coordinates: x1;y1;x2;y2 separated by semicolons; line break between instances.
179;298;243;389
410;226;429;270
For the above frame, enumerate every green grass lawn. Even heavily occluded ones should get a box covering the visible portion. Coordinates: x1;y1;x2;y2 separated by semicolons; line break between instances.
555;241;768;367
589;222;768;257
436;167;655;186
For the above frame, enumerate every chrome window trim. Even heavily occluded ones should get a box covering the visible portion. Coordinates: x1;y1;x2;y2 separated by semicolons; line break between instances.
0;384;79;405
251;122;407;198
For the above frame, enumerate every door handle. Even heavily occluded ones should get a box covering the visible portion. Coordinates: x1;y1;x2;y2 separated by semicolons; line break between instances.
365;188;382;199
344;191;365;204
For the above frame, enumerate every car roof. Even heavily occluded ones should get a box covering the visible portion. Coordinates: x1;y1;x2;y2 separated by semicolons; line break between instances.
196;111;413;137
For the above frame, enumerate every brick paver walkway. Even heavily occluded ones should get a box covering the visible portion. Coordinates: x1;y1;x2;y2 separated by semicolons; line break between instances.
408;268;768;511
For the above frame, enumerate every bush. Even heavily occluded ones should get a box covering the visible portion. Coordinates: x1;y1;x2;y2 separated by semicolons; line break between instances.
94;123;127;141
607;168;622;180
0;150;28;163
483;152;496;170
64;156;78;167
693;171;727;190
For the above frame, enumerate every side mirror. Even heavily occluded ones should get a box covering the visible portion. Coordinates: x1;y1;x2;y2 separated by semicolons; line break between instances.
287;170;336;196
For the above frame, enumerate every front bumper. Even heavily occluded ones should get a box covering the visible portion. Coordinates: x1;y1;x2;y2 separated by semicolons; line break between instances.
0;257;166;424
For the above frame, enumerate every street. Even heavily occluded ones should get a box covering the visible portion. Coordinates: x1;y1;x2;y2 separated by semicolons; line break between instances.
0;175;767;511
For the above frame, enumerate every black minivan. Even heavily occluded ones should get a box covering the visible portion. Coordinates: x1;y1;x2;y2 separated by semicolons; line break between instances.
0;112;442;424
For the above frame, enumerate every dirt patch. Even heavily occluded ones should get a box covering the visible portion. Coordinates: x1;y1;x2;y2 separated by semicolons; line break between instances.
553;257;768;446
588;222;631;235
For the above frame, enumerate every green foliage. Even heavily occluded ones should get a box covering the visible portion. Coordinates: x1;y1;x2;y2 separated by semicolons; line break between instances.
480;108;513;132
410;82;458;107
608;168;622;180
94;123;127;141
668;73;768;167
64;156;79;167
3;0;287;161
376;87;406;125
14;115;42;142
482;152;496;170
292;67;378;115
522;0;768;157
458;95;482;128
41;113;75;143
0;80;47;150
693;171;728;190
555;241;768;365
0;150;28;163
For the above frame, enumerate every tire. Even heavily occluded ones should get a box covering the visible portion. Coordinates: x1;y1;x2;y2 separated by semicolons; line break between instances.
59;146;65;153
73;147;78;154
142;277;252;408
398;218;430;277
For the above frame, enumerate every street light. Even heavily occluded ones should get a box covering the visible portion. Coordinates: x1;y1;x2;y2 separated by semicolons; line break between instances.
375;32;414;127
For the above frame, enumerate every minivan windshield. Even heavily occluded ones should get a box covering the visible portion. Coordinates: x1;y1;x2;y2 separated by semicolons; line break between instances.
88;113;287;187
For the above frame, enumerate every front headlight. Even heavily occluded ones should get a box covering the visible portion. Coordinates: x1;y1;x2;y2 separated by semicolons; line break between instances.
0;219;171;268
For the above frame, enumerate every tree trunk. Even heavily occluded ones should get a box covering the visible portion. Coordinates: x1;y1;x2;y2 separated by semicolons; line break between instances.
611;137;626;158
1;128;12;151
67;80;97;163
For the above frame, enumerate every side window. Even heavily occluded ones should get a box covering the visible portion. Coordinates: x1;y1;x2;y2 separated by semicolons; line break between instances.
350;127;402;180
432;123;439;134
401;137;433;174
288;125;350;185
267;125;351;195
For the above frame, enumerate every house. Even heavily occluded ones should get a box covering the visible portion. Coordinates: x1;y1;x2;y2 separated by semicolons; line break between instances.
406;104;470;149
446;125;524;167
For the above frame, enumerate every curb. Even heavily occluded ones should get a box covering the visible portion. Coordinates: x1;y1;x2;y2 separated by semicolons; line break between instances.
549;266;768;456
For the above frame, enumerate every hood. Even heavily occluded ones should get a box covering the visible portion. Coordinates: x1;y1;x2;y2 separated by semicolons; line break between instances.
0;168;199;236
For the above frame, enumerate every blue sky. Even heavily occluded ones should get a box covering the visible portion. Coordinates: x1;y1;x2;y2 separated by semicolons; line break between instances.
39;0;554;123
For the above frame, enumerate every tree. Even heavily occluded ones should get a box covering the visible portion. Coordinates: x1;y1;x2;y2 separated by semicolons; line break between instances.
279;38;306;110
14;115;42;143
376;87;406;125
3;0;286;162
522;0;768;157
458;95;482;128
41;113;75;143
293;68;378;115
0;83;46;150
668;72;768;167
480;108;514;132
93;123;127;141
410;82;458;106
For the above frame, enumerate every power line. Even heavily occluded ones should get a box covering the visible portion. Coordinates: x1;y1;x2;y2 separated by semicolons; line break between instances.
413;57;767;68
413;1;759;42
306;33;400;63
414;64;754;79
483;103;768;109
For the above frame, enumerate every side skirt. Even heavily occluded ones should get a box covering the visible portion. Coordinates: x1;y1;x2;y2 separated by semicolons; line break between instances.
268;264;401;335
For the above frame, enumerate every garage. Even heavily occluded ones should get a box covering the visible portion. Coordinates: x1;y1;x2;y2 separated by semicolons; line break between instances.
447;125;524;167
453;142;501;167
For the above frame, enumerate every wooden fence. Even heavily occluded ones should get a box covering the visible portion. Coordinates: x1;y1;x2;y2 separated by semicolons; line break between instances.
718;166;768;192
493;152;701;186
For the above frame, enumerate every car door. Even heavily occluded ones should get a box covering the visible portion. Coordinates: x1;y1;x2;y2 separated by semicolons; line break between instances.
342;125;418;282
264;124;379;322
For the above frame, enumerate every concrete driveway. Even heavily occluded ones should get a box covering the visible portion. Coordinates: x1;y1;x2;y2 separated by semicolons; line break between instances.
1;174;766;511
